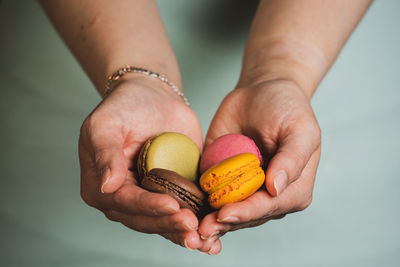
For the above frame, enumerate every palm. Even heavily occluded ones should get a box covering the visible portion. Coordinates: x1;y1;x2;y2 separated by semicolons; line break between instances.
199;80;321;241
206;81;313;157
94;80;203;164
79;79;205;249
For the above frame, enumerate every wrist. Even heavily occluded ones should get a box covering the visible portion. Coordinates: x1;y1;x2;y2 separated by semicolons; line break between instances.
238;39;327;100
106;72;187;105
98;62;182;93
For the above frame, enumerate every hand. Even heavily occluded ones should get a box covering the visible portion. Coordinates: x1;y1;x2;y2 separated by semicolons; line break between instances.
78;76;212;251
198;79;321;254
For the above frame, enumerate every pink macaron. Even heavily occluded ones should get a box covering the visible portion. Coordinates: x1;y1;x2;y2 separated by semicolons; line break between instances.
200;134;262;174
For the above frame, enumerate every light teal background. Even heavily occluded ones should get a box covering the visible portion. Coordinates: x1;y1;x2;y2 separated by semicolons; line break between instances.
1;1;399;266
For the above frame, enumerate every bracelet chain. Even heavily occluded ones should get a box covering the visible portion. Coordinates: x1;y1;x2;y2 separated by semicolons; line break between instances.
104;66;190;106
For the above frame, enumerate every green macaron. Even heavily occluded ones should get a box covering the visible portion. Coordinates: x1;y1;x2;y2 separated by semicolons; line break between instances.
137;132;200;182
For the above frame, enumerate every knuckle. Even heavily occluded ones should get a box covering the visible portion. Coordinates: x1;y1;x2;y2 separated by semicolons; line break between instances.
291;150;306;164
112;188;125;205
131;219;151;234
310;124;322;147
80;188;97;208
297;195;313;211
288;151;308;177
94;149;107;166
305;119;321;145
104;211;118;222
79;115;99;151
137;193;157;216
79;120;88;138
80;113;103;141
112;189;147;216
80;115;95;137
249;195;280;220
85;113;97;127
79;124;90;149
268;200;280;216
314;123;322;141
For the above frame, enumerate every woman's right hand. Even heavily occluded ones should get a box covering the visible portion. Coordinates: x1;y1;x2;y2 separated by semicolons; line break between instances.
78;76;215;251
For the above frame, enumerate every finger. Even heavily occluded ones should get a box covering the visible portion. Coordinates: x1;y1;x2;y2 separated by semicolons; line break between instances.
161;230;203;250
160;232;183;247
104;208;199;234
182;230;203;250
207;239;222;255
79;141;115;209
200;204;285;234
228;214;286;232
82;121;128;194
204;94;242;148
197;234;220;253
216;190;278;223
217;149;320;223
198;212;231;240
204;124;241;148
266;121;321;196
112;181;180;216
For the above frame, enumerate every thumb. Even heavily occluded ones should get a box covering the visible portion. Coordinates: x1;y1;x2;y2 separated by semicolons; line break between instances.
265;124;320;196
205;115;241;148
89;129;128;194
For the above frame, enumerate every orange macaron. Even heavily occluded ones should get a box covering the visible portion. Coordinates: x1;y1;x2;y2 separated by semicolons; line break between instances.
199;153;264;209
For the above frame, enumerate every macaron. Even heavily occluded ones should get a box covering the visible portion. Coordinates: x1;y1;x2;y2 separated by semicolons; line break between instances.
200;134;262;174
200;153;264;209
141;168;206;218
138;132;200;182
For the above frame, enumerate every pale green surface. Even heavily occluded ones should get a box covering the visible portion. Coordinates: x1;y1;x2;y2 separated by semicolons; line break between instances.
1;1;399;266
146;132;200;182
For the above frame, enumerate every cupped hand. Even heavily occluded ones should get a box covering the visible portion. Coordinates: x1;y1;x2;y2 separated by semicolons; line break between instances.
198;79;321;254
78;76;211;251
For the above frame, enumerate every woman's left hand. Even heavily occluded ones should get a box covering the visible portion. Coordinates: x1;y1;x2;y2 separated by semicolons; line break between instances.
198;79;321;255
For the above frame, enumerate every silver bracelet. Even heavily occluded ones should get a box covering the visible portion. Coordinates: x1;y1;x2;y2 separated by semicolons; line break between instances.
104;66;190;106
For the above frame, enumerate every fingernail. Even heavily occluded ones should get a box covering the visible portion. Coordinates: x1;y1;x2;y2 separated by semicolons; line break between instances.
217;216;240;223
201;231;220;240
273;170;288;196
183;221;197;231
183;239;195;250
157;204;179;215
176;221;197;231
208;243;219;255
100;167;111;194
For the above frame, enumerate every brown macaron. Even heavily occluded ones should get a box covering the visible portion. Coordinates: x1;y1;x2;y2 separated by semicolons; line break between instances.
141;168;206;218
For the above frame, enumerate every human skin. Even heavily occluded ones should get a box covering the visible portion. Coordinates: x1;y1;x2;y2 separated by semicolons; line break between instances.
40;0;372;256
40;0;214;252
198;0;372;254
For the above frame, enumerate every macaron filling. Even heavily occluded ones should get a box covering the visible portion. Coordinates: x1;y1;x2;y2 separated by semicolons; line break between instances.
144;172;204;217
200;153;265;209
209;166;263;197
201;155;261;193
